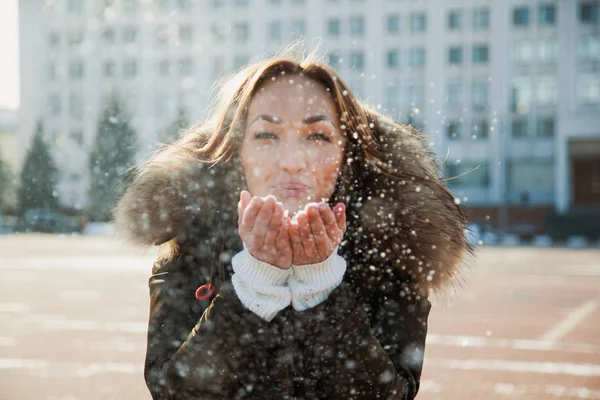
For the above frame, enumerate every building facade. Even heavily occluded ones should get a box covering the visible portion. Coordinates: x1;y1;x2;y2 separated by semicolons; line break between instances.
0;108;18;210
19;0;600;229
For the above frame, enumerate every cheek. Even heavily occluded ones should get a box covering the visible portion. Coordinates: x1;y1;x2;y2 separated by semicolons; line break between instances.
312;150;343;183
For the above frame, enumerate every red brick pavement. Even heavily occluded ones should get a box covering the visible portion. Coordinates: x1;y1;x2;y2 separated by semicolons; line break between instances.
0;236;598;400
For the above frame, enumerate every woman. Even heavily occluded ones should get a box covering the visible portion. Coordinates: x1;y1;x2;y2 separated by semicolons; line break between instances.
114;53;469;399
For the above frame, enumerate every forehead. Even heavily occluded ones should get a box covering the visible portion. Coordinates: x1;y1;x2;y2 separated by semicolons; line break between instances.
247;75;337;117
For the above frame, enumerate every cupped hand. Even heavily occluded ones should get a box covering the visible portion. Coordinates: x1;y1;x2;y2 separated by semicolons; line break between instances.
289;202;346;266
237;190;293;270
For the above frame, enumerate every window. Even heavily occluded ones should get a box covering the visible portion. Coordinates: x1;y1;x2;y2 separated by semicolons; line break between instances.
234;0;249;6
158;59;170;75
447;81;463;106
68;29;84;46
234;54;249;69
157;0;169;9
291;0;305;4
69;59;84;78
578;36;600;61
448;10;462;30
212;0;224;7
328;18;341;36
49;93;61;115
104;28;115;45
577;74;600;106
104;60;115;77
538;40;557;63
48;62;57;80
511;77;532;113
580;3;599;24
472;45;489;63
512;118;529;137
537;76;557;106
472;80;489;111
177;0;190;10
123;27;137;43
67;0;83;14
269;21;283;40
350;51;365;70
233;22;249;43
537;117;555;137
387;15;400;34
179;58;193;76
448;46;463;64
387;50;400;69
350;16;365;36
69;130;83;147
291;20;306;36
447;163;490;187
509;161;554;193
408;83;425;108
179;25;193;42
123;59;138;78
513;7;530;27
409;48;426;68
269;0;282;4
513;41;534;63
69;93;83;120
447;121;462;140
410;13;427;32
123;0;137;12
539;4;557;25
49;32;60;47
473;8;490;29
328;53;342;68
473;119;489;139
211;23;226;42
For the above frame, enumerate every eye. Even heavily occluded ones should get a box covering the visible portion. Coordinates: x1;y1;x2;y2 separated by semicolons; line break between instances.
308;132;332;142
254;131;278;140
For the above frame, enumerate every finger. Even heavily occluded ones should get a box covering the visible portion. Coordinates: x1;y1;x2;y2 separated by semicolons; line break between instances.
318;203;342;246
240;196;263;235
253;196;276;248
238;190;252;225
264;202;285;255
309;204;331;258
297;210;317;258
289;219;304;260
275;217;292;256
334;203;346;232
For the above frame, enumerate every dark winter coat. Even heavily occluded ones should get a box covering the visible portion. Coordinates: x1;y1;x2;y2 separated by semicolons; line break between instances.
114;112;469;399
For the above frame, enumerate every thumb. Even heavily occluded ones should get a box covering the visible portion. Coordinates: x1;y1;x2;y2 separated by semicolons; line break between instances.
238;190;252;225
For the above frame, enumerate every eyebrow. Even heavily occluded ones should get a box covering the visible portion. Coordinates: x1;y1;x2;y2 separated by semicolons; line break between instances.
249;114;336;127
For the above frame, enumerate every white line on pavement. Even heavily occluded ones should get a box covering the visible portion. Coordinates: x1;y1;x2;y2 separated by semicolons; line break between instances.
539;299;599;342
494;383;600;399
426;333;600;354
428;358;600;377
0;358;143;377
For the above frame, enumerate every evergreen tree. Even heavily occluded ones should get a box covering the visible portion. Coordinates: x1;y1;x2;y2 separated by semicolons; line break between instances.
162;108;188;142
88;92;137;222
17;121;59;216
0;155;13;214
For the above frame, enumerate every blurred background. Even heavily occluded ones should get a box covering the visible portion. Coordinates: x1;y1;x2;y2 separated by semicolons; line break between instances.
0;0;599;399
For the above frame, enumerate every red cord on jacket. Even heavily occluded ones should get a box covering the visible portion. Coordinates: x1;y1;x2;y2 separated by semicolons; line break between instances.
195;283;216;301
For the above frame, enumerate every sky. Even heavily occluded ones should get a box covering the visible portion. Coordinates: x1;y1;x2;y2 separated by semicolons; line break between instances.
0;0;19;110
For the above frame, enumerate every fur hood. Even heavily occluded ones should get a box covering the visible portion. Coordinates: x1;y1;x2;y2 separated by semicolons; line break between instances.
114;112;470;295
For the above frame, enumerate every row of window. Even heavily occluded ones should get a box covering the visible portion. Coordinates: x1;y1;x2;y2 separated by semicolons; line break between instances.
447;45;490;65
447;160;555;191
446;116;555;141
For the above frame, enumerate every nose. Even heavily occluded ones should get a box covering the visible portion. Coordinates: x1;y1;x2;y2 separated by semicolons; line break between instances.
279;142;307;174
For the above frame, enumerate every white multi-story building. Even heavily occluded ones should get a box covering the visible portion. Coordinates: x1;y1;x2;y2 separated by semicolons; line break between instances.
19;0;600;228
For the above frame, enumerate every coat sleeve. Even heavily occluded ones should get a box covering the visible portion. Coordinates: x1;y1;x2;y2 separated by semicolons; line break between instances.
367;275;432;399
144;249;287;400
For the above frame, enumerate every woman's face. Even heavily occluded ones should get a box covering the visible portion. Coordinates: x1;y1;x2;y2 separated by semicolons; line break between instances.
240;74;346;216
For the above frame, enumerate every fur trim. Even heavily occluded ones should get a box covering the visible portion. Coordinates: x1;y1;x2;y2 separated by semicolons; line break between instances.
113;113;470;293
